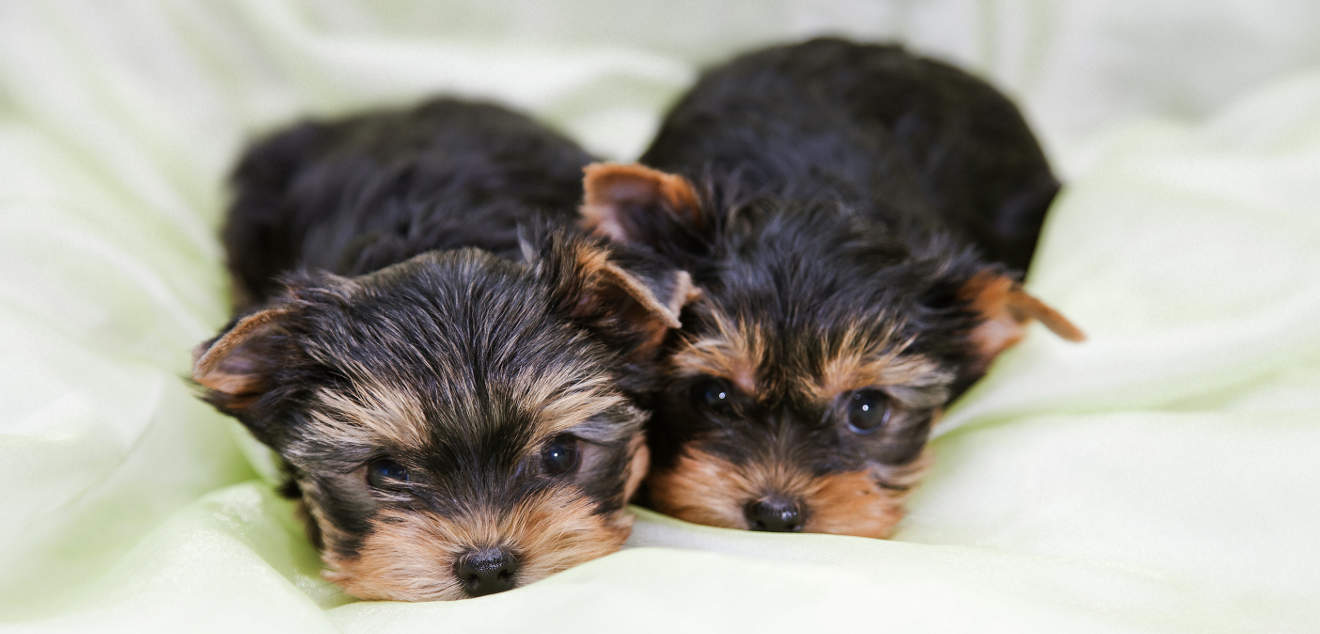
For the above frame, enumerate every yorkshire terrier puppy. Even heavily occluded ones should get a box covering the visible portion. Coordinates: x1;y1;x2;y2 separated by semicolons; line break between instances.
193;99;695;600
578;38;1083;537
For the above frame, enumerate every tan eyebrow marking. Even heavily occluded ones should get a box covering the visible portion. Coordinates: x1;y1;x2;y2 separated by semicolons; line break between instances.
309;377;429;451
509;363;632;446
807;327;952;407
669;311;763;395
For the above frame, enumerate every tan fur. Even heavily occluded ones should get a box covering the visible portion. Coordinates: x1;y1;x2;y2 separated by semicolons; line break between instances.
647;449;767;529
323;487;632;601
962;272;1085;371
303;354;627;453
648;447;926;538
191;306;294;400
570;241;694;353
1008;288;1086;342
308;379;429;451
810;326;948;405
579;163;701;242
804;458;927;538
668;270;704;316
511;363;630;443
596;260;682;329
298;483;340;545
622;433;650;503
669;311;763;395
571;237;614;279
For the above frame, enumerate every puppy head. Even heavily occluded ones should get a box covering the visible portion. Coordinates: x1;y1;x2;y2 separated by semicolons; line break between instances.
192;236;687;600
581;163;1082;537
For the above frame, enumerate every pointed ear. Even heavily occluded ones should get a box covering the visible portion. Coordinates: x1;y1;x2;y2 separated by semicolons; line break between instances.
960;271;1084;370
580;163;705;247
192;306;298;418
622;433;650;503
541;234;701;357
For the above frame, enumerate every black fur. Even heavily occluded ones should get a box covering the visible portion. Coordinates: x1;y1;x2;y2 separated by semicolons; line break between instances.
613;38;1066;528
195;99;680;599
643;37;1058;271
226;98;594;306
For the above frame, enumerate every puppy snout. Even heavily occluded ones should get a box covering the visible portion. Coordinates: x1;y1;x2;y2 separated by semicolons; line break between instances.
744;496;804;532
454;547;520;597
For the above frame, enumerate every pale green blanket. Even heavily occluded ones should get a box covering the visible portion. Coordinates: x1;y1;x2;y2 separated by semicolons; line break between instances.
2;2;1318;632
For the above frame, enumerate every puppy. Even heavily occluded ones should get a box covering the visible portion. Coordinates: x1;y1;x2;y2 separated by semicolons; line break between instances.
578;38;1083;537
193;99;694;600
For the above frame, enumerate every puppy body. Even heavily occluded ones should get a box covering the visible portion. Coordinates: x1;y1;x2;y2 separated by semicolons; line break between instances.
225;98;592;307
195;99;688;600
582;39;1082;537
641;37;1059;271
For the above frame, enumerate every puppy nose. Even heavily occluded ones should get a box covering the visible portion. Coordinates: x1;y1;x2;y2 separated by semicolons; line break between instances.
744;496;804;532
454;547;520;597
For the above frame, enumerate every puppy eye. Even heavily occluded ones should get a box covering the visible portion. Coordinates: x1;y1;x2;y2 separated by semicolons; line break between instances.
692;378;737;415
366;458;410;489
541;434;581;476
846;389;891;434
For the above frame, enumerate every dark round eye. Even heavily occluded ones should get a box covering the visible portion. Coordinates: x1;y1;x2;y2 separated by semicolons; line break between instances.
692;378;736;414
541;435;581;476
366;458;409;489
846;389;891;433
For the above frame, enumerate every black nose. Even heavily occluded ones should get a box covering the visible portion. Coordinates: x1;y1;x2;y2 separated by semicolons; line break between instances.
454;547;520;597
744;497;804;532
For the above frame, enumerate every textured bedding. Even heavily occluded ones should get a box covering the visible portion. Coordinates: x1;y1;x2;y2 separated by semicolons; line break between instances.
2;2;1319;632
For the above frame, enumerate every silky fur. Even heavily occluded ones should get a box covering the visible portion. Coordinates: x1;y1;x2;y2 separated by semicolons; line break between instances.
193;98;690;600
324;487;633;601
648;447;926;537
583;38;1083;537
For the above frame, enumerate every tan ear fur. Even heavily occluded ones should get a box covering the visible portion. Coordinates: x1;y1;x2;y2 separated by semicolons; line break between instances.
570;243;700;350
580;163;701;242
961;272;1084;366
622;433;651;503
595;261;685;330
192;307;294;405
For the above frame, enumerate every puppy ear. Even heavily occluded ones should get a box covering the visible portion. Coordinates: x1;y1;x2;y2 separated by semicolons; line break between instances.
539;233;700;356
622;433;651;503
581;163;705;248
960;271;1084;371
192;306;298;418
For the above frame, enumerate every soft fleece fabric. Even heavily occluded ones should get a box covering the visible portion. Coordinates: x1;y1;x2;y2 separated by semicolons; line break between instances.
2;2;1318;632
